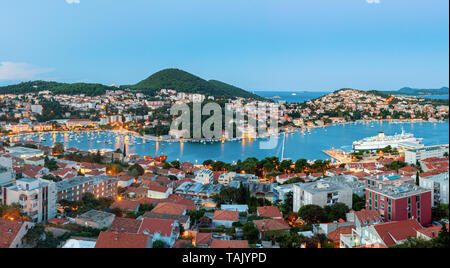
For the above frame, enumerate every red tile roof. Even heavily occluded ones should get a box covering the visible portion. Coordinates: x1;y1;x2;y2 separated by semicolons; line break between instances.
352;209;383;225
257;206;282;218
213;210;239;221
146;182;169;193
95;231;149;248
195;232;212;247
0;219;24;248
210;240;249;248
138;218;175;237
109;217;142;234
420;168;449;178
399;166;418;173
111;200;140;211
172;239;193;248
373;219;423;247
253;219;290;232
327;226;354;243
118;174;135;182
152;202;186;215
417;225;445;239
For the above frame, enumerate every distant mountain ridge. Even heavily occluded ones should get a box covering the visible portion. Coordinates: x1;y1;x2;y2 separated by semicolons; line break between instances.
123;68;260;99
0;80;115;96
384;87;449;96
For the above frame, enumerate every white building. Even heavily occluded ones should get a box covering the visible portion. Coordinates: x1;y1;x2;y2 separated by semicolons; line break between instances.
419;172;449;206
2;178;57;223
0;155;14;185
6;147;44;160
221;204;249;213
218;172;236;185
194;169;213;185
293;180;353;212
405;145;449;164
275;183;296;202
30;105;43;115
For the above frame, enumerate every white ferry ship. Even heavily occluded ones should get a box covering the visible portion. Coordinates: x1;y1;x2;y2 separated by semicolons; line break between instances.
352;129;423;150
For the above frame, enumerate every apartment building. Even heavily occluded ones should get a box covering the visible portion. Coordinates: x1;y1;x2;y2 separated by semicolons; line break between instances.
405;145;449;164
293;180;353;212
56;175;118;202
194;169;213;185
218;172;236;185
419;172;449;206
1;178;57;223
366;183;432;226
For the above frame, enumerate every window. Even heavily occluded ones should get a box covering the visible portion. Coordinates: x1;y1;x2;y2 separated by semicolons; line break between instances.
416;195;420;202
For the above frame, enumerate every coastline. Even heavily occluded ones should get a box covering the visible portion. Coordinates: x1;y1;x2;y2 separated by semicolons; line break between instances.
3;119;448;145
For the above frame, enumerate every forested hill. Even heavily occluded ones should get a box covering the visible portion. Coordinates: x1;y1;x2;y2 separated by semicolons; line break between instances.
123;68;261;99
381;87;449;96
0;81;116;96
0;69;262;99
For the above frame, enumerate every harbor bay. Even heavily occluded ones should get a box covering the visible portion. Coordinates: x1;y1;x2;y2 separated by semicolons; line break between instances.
14;120;449;163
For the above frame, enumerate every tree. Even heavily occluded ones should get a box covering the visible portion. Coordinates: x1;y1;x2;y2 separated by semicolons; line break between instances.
110;207;123;217
0;203;24;220
385;161;407;172
298;205;328;224
432;204;449;222
242;222;260;244
434;224;449;247
106;163;123;176
52;142;64;155
279;160;294;173
325;203;350;222
171;160;180;169
275;233;307;248
128;164;144;177
279;192;293;214
153;240;167;248
352;194;365;211
189;209;206;226
416;172;420;186
44;157;59;171
24;224;46;246
295;159;309;173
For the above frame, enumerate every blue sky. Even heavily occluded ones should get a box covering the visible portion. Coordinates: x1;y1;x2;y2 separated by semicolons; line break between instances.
0;0;448;91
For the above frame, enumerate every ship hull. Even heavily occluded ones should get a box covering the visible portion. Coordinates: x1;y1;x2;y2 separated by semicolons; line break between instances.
353;139;423;151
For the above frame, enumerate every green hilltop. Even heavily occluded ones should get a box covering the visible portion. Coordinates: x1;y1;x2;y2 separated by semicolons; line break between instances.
0;80;115;96
123;68;260;99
